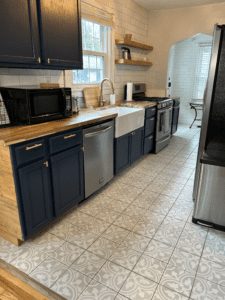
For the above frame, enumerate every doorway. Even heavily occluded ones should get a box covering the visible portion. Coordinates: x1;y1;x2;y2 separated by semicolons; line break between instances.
167;33;212;126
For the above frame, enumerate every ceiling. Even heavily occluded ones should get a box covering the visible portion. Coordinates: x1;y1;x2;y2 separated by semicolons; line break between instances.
133;0;225;11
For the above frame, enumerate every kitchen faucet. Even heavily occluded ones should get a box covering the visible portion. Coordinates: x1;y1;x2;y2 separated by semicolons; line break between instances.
100;78;114;106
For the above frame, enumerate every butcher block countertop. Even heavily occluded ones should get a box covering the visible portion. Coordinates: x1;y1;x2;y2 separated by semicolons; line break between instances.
0;110;118;147
121;101;157;109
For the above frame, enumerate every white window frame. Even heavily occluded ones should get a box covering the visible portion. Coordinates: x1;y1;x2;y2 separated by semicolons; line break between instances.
71;19;113;88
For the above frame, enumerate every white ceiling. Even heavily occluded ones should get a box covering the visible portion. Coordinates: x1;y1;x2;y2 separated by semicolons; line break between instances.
133;0;225;11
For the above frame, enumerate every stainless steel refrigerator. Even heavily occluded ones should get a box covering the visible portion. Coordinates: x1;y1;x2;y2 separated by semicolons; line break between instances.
193;24;225;231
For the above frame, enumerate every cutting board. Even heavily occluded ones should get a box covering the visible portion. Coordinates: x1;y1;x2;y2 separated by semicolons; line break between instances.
83;87;101;108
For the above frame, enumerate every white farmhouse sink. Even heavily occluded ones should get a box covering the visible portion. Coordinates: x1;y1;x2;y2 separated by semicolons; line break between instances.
102;107;145;138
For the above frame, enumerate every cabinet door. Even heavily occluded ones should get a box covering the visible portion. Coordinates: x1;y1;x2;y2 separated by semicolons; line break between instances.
131;127;144;164
145;117;156;137
38;0;83;69
0;0;41;66
114;133;131;175
144;135;154;155
18;159;53;238
51;147;84;218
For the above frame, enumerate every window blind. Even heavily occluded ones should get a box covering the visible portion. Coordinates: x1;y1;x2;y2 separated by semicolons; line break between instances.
192;44;212;100
81;2;115;28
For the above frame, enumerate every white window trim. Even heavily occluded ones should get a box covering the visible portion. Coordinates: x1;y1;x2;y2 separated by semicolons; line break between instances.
69;20;114;89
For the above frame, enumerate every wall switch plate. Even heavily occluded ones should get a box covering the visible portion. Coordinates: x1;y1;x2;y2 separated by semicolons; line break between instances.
44;76;51;83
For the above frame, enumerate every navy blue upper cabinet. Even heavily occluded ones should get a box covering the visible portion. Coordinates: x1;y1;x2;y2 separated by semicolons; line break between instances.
0;0;83;69
50;146;84;218
18;159;53;238
130;127;144;164
37;0;83;69
0;0;41;66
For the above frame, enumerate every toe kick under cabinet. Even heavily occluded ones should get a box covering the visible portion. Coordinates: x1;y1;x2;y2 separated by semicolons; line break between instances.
2;127;84;245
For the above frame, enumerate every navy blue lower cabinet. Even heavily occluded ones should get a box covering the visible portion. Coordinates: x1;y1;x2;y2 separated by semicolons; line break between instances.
171;107;180;134
144;135;154;155
131;127;144;164
18;159;53;238
145;117;156;137
50;146;84;218
114;133;131;175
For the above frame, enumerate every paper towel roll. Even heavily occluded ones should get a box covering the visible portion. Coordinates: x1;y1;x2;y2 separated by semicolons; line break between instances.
126;82;133;101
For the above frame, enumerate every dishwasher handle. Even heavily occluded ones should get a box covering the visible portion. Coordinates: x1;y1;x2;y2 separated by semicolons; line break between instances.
84;126;112;137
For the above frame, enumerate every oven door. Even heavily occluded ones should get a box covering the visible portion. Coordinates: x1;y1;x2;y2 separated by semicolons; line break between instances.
156;107;172;141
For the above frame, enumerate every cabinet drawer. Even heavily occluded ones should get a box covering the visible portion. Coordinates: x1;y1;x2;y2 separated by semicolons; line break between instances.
15;139;46;165
145;117;155;137
144;135;154;155
145;107;156;118
49;129;82;154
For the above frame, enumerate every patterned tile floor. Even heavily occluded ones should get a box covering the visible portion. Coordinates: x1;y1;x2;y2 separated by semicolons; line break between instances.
1;125;225;299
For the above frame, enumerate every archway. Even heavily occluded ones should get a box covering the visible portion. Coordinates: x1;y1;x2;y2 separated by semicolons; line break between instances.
167;33;212;126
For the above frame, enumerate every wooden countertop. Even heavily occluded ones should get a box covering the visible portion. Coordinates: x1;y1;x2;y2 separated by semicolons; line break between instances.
0;110;118;147
121;101;157;109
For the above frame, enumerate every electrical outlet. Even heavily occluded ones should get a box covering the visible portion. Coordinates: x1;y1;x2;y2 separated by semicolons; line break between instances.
44;76;51;83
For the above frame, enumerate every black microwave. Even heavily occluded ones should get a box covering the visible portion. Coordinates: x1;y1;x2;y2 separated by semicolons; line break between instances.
0;87;72;126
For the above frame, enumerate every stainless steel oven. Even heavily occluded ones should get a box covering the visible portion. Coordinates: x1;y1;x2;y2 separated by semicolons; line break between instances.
155;101;173;153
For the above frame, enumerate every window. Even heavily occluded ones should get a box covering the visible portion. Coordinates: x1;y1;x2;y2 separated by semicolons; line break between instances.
73;19;110;84
192;44;212;100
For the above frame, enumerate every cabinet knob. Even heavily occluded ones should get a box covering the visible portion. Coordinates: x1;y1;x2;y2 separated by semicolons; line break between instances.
150;118;154;121
47;58;50;64
44;161;49;167
37;57;41;63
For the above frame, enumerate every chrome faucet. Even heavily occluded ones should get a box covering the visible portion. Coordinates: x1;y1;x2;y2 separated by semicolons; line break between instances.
100;78;114;106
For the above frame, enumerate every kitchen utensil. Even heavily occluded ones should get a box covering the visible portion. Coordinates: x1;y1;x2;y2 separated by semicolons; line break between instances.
83;87;101;108
122;47;131;60
72;96;80;114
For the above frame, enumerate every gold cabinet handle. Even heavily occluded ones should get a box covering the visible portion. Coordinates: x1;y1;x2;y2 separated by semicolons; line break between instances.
44;161;49;167
26;143;42;150
149;136;153;140
150;118;154;121
64;134;76;139
47;58;50;64
151;108;155;111
37;57;41;63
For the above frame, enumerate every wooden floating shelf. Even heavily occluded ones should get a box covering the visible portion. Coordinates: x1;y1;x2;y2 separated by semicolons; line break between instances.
115;39;153;51
115;59;153;66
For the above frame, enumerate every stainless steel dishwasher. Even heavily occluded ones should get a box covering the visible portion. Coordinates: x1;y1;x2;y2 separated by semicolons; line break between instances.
83;119;114;198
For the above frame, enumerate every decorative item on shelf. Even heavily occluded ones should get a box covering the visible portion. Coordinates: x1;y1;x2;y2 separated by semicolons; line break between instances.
122;47;131;60
125;34;132;41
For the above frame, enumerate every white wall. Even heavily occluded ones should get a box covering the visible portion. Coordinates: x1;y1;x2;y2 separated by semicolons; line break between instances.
147;2;225;96
167;34;212;125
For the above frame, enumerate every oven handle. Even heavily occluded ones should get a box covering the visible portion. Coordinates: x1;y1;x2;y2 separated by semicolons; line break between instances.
157;107;172;115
